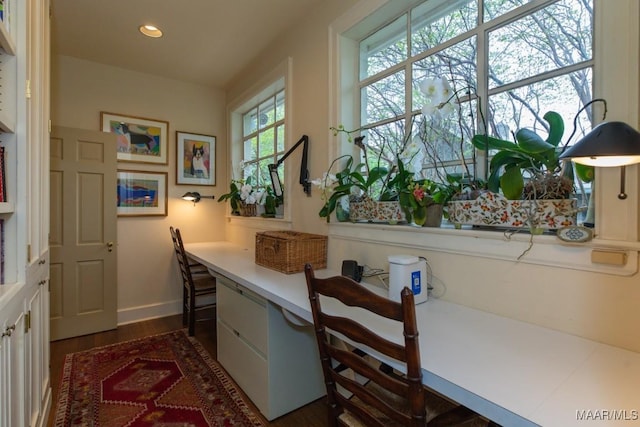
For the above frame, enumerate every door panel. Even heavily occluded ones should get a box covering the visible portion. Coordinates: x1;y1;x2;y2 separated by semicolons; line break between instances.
50;126;118;340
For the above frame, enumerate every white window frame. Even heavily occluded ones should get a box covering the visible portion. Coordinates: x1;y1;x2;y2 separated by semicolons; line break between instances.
328;0;640;275
227;58;294;225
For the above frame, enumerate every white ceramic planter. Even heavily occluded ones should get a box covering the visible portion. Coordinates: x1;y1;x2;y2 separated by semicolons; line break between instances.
447;191;577;230
349;198;406;223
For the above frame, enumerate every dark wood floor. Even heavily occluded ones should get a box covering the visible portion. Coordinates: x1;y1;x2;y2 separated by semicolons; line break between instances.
48;313;328;427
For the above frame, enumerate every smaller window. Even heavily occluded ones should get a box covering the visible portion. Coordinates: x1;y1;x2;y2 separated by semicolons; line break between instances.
241;89;286;189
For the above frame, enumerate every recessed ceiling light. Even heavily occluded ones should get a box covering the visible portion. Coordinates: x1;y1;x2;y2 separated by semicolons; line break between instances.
139;25;163;38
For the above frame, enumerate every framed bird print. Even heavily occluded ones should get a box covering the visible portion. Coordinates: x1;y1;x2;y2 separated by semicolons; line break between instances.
176;131;216;186
101;112;169;165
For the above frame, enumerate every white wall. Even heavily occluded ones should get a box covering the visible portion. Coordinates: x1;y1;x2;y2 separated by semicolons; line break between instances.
51;55;228;323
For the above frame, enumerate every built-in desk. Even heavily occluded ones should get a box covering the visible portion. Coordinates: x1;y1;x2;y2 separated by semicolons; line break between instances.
185;241;640;427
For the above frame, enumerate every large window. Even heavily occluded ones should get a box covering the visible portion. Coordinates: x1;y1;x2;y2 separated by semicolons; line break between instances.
356;0;593;195
240;90;286;188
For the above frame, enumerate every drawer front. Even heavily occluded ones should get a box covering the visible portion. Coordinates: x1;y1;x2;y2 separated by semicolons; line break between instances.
217;280;268;354
217;320;270;418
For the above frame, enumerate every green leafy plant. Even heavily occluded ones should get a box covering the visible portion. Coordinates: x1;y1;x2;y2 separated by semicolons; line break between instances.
261;185;282;218
471;111;574;200
217;179;244;214
398;175;456;223
315;155;388;221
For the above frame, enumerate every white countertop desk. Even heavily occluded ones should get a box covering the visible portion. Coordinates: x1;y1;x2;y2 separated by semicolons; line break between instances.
185;241;640;427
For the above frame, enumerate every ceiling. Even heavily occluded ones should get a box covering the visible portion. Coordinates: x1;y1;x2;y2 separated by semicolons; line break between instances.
51;0;322;88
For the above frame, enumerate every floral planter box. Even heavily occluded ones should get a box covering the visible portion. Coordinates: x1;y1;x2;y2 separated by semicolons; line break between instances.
447;192;577;230
349;199;406;223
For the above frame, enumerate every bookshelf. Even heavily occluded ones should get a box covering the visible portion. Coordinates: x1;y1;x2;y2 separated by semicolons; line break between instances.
0;0;16;286
0;0;51;424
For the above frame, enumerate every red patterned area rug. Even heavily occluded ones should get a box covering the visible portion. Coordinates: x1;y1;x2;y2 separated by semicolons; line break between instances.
53;329;266;426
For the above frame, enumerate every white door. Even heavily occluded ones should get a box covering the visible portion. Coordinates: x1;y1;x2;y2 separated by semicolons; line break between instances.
49;126;118;340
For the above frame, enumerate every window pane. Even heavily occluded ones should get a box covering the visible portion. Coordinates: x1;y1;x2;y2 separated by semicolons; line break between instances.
411;0;477;57
484;0;531;22
243;161;257;184
418;98;477;166
364;120;408;170
487;69;593;146
275;91;285;121
360;15;407;79
258;128;275;158
413;36;477;112
258;159;272;187
244;108;258;135
362;71;405;123
258;97;275;129
276;124;285;153
488;0;593;89
244;137;257;161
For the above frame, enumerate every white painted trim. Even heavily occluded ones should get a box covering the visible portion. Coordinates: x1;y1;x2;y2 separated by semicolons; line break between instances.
117;299;182;325
227;216;293;231
329;223;639;276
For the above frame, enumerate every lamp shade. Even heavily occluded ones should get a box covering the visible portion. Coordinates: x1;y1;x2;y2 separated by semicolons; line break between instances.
182;192;201;202
182;192;214;204
559;121;640;167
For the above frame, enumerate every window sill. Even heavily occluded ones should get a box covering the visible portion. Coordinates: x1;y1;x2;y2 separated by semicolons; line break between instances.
227;215;293;231
328;222;639;277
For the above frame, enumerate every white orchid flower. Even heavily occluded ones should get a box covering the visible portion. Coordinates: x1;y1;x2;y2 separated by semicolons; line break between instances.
399;139;425;173
438;76;454;101
419;78;442;99
240;184;253;201
420;76;458;120
311;172;338;191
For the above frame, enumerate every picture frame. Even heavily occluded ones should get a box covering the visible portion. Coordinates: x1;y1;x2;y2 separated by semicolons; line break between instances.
176;131;216;185
116;170;168;217
101;112;169;165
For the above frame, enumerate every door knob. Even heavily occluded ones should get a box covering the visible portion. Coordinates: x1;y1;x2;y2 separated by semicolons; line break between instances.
107;241;114;252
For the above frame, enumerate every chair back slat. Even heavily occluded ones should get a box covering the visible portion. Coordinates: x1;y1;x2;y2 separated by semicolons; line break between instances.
321;313;407;362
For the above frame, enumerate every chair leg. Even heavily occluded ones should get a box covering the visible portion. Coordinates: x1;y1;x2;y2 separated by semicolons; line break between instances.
182;286;188;327
188;289;196;336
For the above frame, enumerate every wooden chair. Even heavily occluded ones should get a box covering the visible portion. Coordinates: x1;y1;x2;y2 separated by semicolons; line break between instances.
304;264;487;427
169;226;217;336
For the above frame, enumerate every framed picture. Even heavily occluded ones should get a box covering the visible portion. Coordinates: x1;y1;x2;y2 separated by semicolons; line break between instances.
101;112;169;165
176;131;216;185
116;170;168;217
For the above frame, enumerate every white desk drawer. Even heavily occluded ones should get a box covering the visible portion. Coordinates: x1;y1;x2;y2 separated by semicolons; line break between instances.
217;319;268;416
217;280;268;355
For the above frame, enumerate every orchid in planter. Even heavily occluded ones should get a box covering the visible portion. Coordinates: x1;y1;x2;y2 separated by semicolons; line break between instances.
399;177;455;227
312;154;388;222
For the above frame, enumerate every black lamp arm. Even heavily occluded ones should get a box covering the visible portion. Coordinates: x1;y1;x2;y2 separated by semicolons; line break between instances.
269;134;311;196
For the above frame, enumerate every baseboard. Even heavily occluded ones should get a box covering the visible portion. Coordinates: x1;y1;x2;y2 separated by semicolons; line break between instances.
117;300;182;325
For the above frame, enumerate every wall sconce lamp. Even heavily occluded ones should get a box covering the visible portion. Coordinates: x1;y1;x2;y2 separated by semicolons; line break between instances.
182;192;215;205
268;134;311;198
559;121;640;200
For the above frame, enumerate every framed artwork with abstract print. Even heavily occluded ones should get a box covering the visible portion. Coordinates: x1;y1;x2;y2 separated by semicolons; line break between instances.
101;112;169;165
117;170;168;217
176;131;216;186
